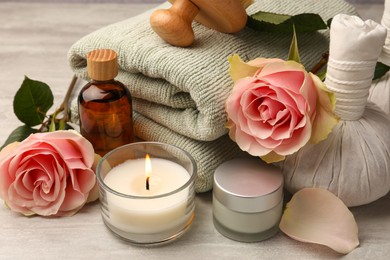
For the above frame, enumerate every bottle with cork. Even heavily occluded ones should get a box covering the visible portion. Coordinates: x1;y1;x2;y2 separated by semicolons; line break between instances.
78;49;134;156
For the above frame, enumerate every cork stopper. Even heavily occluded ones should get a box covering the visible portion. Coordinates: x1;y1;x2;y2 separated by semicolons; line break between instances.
87;49;118;81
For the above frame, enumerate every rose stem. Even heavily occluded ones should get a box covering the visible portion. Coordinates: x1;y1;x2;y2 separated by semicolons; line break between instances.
310;52;329;75
56;74;78;122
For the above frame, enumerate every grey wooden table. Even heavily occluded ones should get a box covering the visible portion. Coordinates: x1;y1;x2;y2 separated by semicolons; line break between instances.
0;2;389;259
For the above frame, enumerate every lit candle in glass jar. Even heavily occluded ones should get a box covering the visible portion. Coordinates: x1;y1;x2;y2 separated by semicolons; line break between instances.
97;142;196;245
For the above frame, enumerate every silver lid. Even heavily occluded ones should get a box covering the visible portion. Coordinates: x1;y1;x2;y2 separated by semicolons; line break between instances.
213;158;283;213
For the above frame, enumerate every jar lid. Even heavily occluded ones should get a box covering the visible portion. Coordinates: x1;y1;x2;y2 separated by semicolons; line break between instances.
213;158;283;213
87;49;118;81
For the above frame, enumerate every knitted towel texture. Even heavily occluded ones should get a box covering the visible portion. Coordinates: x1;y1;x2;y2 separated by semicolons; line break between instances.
68;0;356;192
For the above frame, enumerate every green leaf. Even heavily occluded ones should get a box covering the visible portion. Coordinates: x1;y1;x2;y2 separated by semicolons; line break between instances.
327;18;333;29
49;118;56;132
59;119;66;130
49;112;56;132
13;76;54;126
1;125;38;150
40;121;73;132
316;70;327;81
247;12;328;33
373;62;390;80
288;26;300;63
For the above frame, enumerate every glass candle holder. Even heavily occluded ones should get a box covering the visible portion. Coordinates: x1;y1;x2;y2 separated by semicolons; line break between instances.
96;142;196;245
213;158;283;242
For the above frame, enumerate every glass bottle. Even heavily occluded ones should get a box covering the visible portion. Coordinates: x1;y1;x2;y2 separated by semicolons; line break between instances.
78;49;134;156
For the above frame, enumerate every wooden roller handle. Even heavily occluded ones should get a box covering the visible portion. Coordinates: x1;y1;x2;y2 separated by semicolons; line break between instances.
150;0;199;47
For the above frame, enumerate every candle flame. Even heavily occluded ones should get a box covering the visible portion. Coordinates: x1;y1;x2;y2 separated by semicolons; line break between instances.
145;154;151;190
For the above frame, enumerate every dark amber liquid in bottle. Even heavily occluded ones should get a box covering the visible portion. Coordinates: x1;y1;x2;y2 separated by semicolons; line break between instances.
78;79;134;156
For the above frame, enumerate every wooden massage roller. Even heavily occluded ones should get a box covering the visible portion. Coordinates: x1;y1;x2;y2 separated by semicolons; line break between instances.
150;0;253;47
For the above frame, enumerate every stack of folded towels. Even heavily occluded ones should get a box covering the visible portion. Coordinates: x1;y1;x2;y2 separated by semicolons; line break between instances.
68;0;356;192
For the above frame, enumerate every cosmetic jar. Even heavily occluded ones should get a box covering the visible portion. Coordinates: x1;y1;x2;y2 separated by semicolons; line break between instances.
213;158;283;242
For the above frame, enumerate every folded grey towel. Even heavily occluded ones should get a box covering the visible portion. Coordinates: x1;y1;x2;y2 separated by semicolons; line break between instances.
69;0;356;192
133;112;249;192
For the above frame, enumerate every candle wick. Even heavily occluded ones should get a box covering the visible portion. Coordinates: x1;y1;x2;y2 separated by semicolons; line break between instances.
146;176;150;190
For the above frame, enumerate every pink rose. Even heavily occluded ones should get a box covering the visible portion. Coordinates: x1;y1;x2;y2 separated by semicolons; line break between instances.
0;130;98;216
226;54;338;163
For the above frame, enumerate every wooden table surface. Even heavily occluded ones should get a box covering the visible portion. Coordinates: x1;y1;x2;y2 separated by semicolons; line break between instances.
0;2;388;259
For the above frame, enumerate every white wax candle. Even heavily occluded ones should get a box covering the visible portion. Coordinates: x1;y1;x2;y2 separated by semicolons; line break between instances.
103;158;191;234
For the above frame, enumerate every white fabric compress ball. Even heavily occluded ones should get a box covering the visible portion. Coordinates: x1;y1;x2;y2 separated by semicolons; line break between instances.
280;102;390;206
280;14;389;207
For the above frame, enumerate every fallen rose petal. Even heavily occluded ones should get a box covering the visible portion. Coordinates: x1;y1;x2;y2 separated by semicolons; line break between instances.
279;188;359;254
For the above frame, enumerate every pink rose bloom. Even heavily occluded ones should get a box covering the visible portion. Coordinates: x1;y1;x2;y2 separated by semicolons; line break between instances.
0;130;98;216
226;54;338;163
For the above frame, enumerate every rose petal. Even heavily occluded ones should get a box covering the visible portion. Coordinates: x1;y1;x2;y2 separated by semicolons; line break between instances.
29;130;95;168
0;142;20;161
263;71;305;94
226;78;253;123
260;99;284;122
256;61;305;92
309;73;339;143
59;183;88;212
31;186;66;216
274;86;306;116
228;54;285;82
228;54;262;82
69;169;96;194
229;123;272;156
254;134;282;149
260;151;285;163
247;57;284;67
274;120;311;155
299;73;317;117
86;153;101;204
269;114;290;140
279;188;359;254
